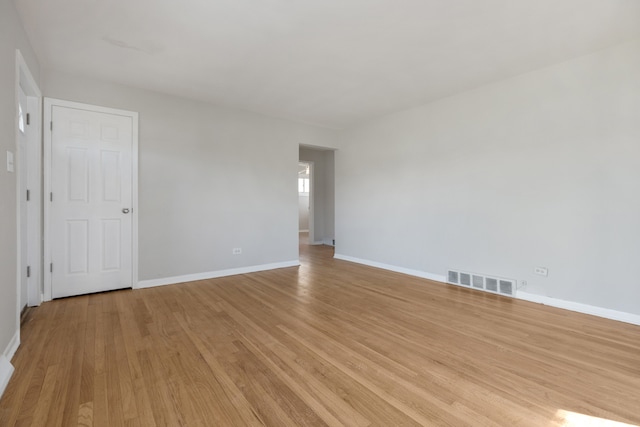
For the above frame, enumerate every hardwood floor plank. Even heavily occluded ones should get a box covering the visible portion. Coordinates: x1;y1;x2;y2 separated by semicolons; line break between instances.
2;302;60;426
220;298;417;426
172;313;267;427
28;364;59;426
207;301;371;427
1;242;640;426
57;296;89;426
114;292;157;427
136;349;185;427
77;401;93;427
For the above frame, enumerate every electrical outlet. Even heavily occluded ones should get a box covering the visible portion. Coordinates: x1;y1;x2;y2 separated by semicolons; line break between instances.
232;248;242;255
520;280;527;288
534;266;548;276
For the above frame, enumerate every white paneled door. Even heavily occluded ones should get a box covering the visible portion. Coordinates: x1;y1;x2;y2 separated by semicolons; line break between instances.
49;104;135;298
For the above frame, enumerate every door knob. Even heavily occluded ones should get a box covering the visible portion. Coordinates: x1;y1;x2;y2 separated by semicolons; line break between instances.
122;208;130;214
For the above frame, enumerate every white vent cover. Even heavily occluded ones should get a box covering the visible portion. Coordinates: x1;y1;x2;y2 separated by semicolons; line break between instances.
446;269;518;297
448;271;459;283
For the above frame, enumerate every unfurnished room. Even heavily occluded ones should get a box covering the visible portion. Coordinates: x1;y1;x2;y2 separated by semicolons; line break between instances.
1;0;640;426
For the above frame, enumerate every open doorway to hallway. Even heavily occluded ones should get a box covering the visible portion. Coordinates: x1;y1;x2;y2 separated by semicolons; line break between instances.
298;145;335;249
298;162;310;233
298;161;311;248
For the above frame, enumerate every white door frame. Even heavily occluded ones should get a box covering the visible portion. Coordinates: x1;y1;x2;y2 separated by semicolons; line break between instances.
15;50;42;311
43;98;139;301
298;161;313;234
306;161;315;245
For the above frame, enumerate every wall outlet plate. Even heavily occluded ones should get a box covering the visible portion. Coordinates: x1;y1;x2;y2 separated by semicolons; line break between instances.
232;248;242;255
534;266;548;276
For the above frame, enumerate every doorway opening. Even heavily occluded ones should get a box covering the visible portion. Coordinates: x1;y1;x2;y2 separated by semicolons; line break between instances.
15;50;42;314
298;161;311;246
298;145;335;252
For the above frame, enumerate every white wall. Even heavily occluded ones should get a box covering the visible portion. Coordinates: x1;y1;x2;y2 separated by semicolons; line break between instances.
299;147;335;244
44;70;336;282
336;39;640;316
0;0;40;375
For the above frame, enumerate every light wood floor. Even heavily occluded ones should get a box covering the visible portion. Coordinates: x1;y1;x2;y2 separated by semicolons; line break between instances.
2;242;640;426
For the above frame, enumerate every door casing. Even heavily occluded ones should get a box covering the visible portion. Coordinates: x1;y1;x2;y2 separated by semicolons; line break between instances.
15;50;42;310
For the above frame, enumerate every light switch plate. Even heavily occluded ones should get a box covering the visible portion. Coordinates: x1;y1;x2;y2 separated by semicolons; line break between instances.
6;151;14;172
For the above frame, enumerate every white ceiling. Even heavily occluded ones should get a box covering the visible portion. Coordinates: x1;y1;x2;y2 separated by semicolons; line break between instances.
14;0;640;128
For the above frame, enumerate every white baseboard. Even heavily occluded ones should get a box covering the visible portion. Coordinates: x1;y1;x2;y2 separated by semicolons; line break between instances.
334;254;640;327
0;329;20;399
517;291;640;326
137;260;300;289
333;254;446;283
0;356;14;399
6;330;20;361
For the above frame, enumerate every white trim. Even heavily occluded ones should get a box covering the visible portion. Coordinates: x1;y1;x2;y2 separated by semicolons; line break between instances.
299;229;309;233
5;329;20;362
43;98;139;301
26;96;42;307
43;102;51;301
137;260;300;289
15;51;40;97
307;161;315;245
0;329;20;399
517;291;640;326
322;238;335;246
0;356;14;399
333;254;446;283
131;109;139;291
15;50;42;314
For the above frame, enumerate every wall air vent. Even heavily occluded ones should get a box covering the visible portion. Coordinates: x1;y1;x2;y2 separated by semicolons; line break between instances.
499;280;513;295
460;273;471;286
447;269;518;297
472;275;484;289
448;270;459;284
485;277;498;292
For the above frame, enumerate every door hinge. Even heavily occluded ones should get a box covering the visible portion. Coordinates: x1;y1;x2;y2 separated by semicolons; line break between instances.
26;189;30;201
27;266;31;278
50;121;53;131
50;192;53;202
50;263;53;273
26;113;30;126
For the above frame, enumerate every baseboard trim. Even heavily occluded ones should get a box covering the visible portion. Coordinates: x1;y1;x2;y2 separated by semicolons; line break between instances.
322;238;335;247
0;356;14;399
6;330;20;361
0;329;20;399
334;254;640;327
333;254;446;283
137;260;301;289
517;291;640;326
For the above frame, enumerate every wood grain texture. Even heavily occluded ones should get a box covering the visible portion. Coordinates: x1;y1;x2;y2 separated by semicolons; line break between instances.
1;241;639;426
